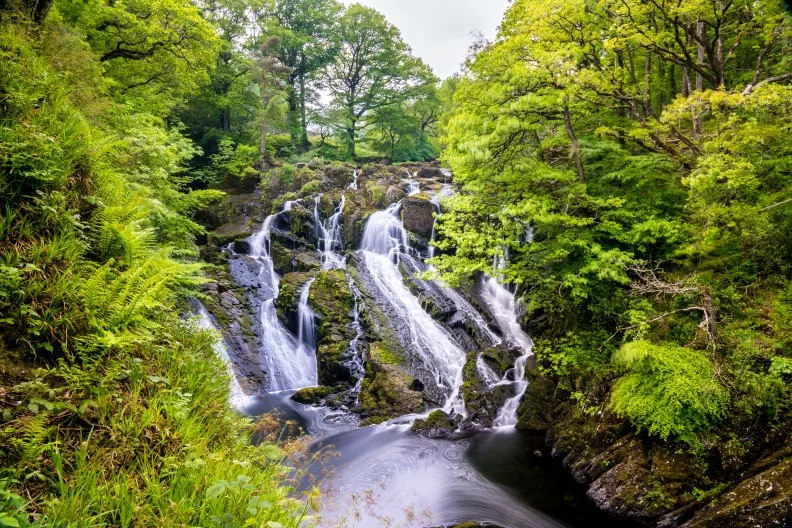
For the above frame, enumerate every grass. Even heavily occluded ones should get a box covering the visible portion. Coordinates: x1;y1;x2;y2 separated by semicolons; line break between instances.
0;313;316;527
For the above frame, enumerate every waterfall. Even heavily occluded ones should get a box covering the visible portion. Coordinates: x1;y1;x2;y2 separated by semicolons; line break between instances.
295;278;319;384
405;170;421;196
347;274;366;399
348;169;358;190
316;194;346;270
249;216;317;391
480;273;534;428
359;204;467;415
189;300;252;411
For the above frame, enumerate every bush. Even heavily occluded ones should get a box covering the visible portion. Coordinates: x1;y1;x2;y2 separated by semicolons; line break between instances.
610;341;729;446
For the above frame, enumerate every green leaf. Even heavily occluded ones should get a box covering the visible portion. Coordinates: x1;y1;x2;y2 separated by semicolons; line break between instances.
205;482;226;499
266;522;283;528
0;514;21;528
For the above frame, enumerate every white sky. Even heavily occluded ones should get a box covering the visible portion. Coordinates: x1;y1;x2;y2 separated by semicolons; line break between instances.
340;0;509;79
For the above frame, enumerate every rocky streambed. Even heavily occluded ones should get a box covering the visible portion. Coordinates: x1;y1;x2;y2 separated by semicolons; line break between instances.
193;161;787;528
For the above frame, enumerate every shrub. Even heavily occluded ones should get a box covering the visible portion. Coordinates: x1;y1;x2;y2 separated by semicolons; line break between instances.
610;341;729;446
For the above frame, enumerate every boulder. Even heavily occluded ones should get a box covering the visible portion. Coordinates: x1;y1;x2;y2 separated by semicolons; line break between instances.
682;457;792;528
515;372;556;432
358;342;423;424
410;410;459;439
233;239;252;254
460;349;514;428
308;270;359;386
402;193;435;237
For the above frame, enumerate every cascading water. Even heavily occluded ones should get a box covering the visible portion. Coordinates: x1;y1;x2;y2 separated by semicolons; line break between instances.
316;194;346;270
359;203;467;415
189;299;251;411
249;215;317;391
405;170;421;196
479;263;535;428
348;169;358;190
295;278;319;384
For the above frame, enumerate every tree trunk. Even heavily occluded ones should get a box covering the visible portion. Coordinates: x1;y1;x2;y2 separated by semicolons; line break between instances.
346;111;356;160
563;106;585;183
299;73;310;150
287;83;300;149
693;21;704;138
220;108;231;132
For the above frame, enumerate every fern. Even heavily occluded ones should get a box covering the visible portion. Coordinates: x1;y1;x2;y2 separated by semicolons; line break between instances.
611;341;729;446
80;253;204;348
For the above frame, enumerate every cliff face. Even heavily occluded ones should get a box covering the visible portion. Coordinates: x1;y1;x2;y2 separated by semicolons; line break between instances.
518;368;792;527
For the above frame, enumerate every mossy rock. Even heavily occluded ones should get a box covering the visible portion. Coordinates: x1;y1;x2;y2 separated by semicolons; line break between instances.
410;410;458;438
515;372;556;432
274;272;313;333
480;344;514;377
291;386;334;404
402;193;435;237
271;241;321;276
358;342;422;423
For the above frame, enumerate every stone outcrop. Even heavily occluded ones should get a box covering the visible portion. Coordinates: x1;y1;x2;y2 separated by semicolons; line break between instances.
401;192;435;237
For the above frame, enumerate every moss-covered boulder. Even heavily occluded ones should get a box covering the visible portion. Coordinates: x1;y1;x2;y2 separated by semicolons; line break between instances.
402;192;435;237
410;410;459;438
681;456;792;528
460;349;514;428
516;372;556;432
270;241;320;276
291;386;334;404
308;269;358;386
358;342;423;424
274;272;313;334
273;203;315;244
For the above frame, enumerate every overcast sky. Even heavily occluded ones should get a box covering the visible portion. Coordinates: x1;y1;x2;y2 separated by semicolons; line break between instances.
340;0;509;79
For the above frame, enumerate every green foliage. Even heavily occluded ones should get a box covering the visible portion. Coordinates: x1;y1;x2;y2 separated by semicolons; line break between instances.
610;341;729;446
0;18;306;526
325;4;437;159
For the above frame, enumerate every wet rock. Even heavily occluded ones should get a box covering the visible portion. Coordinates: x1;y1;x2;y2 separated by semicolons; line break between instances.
410;410;459;439
402;192;435;237
417;166;444;179
682;457;792;528
292;386;334;404
460;349;513;428
271;241;320;276
275;272;313;334
273;204;316;245
233;239;252;254
515;372;555;432
308;270;359;386
358;342;423;424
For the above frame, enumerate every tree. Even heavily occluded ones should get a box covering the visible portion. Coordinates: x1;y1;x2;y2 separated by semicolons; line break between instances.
324;4;435;159
262;0;342;151
58;0;220;111
254;36;292;166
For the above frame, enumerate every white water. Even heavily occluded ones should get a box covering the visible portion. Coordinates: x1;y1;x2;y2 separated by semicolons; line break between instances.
295;278;319;385
316;194;346;270
359;204;467;415
189;300;252;411
480;272;534;428
405;170;421;195
348;169;358;190
249;216;317;391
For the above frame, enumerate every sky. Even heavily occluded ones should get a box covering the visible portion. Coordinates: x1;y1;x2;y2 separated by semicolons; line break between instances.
340;0;509;79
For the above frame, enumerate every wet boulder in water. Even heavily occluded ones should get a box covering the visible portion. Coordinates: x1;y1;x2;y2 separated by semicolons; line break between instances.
291;385;335;404
410;409;459;439
358;342;423;424
401;193;435;238
274;272;314;334
307;270;359;386
232;239;252;254
516;372;556;432
270;241;320;276
460;348;515;428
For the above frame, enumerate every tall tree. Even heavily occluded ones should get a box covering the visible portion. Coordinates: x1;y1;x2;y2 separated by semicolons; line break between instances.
262;0;342;151
58;0;220;111
324;4;435;159
254;36;291;166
